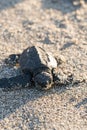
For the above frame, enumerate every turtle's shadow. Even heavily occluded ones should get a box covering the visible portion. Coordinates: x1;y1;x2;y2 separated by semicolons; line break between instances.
41;0;81;14
0;0;23;11
75;98;87;109
0;0;86;13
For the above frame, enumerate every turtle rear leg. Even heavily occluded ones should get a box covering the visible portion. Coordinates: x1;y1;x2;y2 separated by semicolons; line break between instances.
4;54;20;67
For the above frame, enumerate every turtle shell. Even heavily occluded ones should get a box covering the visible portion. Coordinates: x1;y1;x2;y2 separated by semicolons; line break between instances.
19;46;57;74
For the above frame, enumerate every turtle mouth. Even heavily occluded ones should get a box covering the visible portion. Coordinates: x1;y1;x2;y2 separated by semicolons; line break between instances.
34;71;53;90
35;82;52;90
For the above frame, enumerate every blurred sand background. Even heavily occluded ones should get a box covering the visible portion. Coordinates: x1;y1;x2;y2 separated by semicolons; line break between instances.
0;0;87;129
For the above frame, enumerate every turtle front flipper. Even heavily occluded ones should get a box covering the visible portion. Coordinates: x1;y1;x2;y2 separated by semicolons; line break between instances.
0;74;32;91
4;54;20;67
53;69;74;86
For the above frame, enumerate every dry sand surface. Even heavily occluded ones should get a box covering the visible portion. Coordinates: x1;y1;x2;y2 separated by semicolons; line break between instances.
0;0;87;129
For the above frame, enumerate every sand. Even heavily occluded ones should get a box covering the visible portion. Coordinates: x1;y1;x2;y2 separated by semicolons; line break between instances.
0;0;87;129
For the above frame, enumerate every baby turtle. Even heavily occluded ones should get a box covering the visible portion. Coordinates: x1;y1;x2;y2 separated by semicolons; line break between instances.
19;45;66;90
0;45;71;90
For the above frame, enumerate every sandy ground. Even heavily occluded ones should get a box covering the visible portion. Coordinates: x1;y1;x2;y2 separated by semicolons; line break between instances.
0;0;87;129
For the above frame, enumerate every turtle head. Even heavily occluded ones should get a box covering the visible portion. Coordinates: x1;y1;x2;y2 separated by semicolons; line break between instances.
34;71;53;90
